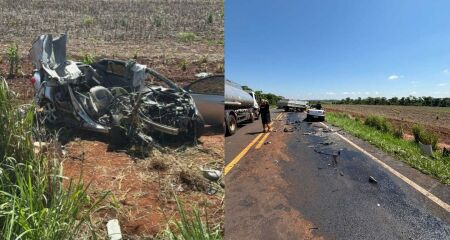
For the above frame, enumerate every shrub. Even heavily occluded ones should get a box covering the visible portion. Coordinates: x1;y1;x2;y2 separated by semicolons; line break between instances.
207;12;214;24
180;59;188;71
154;17;162;28
133;49;139;59
0;78;106;239
6;43;19;77
82;15;95;26
160;195;222;240
178;32;197;43
393;126;404;139
82;53;94;65
215;63;224;73
364;115;392;133
412;124;438;150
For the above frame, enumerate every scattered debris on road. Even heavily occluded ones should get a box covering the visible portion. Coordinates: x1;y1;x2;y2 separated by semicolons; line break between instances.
264;141;272;145
318;141;333;146
369;176;378;184
284;127;294;132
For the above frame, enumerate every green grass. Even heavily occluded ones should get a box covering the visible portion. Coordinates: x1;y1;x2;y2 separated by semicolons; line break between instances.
327;112;450;185
158;195;222;240
177;32;197;43
0;78;106;239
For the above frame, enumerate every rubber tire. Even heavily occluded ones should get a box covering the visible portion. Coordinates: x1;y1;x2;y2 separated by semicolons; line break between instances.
248;111;255;123
38;100;60;125
226;115;237;136
255;111;260;120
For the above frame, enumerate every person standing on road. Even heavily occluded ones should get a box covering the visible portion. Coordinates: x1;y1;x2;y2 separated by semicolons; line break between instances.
260;99;272;133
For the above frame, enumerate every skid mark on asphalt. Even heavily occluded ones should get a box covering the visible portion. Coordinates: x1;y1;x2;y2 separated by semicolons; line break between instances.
224;112;283;176
320;122;450;213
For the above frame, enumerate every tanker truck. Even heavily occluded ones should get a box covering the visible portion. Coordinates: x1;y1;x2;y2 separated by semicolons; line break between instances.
225;80;259;136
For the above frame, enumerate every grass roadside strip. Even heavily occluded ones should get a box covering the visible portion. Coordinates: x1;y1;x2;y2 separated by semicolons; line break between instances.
326;112;450;185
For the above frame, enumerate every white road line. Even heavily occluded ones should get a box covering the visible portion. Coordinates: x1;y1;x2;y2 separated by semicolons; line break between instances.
320;122;450;212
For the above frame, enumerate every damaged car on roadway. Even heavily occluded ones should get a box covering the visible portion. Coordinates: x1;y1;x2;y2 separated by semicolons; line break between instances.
29;34;204;147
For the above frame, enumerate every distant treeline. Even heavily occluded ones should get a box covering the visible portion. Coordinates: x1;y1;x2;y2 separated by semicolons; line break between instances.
242;86;283;106
332;96;450;107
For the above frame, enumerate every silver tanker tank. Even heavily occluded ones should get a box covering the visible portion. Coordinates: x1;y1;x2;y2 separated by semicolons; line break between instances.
225;80;255;109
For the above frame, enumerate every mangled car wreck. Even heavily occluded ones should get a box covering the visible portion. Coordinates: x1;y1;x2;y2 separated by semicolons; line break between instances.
30;34;204;147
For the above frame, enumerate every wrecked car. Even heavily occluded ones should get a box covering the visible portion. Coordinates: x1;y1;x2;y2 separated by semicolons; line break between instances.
29;34;204;146
184;74;224;127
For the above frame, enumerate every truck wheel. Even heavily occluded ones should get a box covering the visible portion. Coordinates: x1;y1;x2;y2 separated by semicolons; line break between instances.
226;115;237;136
284;107;289;112
255;111;260;120
248;112;255;123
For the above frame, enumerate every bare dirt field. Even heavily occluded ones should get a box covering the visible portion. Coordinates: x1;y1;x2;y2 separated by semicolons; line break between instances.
1;0;224;238
324;104;450;147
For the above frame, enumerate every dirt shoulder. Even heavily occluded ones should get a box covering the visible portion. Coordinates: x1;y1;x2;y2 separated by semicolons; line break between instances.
62;132;224;238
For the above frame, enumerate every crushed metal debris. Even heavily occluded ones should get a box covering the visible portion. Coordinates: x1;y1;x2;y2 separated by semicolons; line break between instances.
30;34;204;149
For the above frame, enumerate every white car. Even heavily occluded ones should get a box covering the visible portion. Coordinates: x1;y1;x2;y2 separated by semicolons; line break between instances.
306;108;325;121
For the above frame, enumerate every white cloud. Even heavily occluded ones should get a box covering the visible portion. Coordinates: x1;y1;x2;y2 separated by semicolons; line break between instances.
325;92;336;95
410;91;417;95
437;82;448;87
388;75;401;80
443;69;449;74
374;91;379;95
364;91;370;95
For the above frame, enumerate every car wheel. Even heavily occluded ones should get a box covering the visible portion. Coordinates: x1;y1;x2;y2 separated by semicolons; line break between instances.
39;100;59;125
226;115;237;136
192;115;205;139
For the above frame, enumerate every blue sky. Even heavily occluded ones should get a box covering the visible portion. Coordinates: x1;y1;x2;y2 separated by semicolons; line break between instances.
226;0;450;100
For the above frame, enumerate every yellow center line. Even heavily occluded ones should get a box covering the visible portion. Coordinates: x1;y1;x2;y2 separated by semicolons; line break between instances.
255;132;270;149
224;132;264;176
255;112;283;149
223;112;283;176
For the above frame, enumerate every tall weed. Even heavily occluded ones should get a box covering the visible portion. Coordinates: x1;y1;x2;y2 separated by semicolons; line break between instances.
0;78;105;239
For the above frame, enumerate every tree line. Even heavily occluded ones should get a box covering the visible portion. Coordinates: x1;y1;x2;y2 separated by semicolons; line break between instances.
333;96;450;107
241;86;283;106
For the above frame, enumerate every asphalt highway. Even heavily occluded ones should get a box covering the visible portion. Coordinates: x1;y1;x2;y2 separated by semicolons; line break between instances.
225;109;450;240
